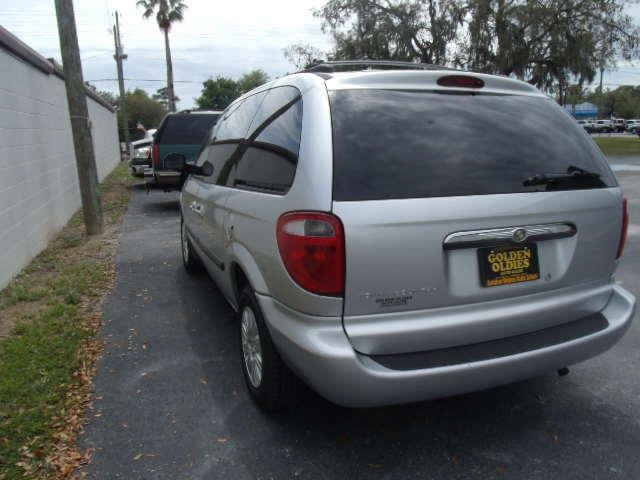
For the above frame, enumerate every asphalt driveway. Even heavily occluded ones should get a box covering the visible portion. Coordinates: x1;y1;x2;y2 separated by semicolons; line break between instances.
81;172;640;479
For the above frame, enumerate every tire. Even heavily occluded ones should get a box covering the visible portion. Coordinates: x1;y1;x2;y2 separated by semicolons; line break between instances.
181;217;203;273
238;285;300;411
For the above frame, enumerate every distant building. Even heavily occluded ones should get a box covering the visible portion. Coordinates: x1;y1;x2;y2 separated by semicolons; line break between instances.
564;102;598;119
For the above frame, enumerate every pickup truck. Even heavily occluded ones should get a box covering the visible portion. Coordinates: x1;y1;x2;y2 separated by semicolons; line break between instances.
146;110;222;191
129;129;156;177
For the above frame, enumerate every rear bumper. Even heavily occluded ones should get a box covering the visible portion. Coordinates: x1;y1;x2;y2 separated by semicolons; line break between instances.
130;157;151;167
130;163;149;176
258;285;635;407
145;170;181;188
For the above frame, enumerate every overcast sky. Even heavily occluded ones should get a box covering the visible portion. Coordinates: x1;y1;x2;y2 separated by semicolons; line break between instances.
3;0;640;109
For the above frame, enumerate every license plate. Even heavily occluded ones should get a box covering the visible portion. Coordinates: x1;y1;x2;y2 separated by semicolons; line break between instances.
478;244;540;287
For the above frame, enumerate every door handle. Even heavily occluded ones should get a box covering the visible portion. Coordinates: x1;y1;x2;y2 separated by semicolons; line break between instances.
190;201;204;215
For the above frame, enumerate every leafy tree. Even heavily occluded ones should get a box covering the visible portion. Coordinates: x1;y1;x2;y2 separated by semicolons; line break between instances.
587;86;640;118
611;88;640;118
152;86;180;109
464;0;640;99
195;76;240;110
237;69;270;93
117;88;167;142
592;3;640;92
313;0;639;98
195;70;270;110
85;82;118;106
313;0;467;65
137;0;187;112
565;84;587;107
283;43;326;70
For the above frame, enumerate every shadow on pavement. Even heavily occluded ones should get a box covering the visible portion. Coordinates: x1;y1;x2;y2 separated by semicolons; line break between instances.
82;186;640;480
140;198;180;213
182;267;639;479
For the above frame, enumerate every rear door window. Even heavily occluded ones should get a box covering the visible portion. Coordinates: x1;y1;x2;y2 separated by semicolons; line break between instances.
213;93;266;143
158;114;219;144
226;86;302;194
329;90;616;201
207;92;267;185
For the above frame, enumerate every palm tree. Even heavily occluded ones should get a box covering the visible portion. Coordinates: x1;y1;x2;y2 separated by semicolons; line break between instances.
136;0;187;112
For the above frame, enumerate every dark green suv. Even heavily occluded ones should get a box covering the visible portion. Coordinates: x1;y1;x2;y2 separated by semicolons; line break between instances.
147;110;222;190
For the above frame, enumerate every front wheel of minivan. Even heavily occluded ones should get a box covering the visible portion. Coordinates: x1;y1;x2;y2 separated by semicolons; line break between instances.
238;285;300;411
181;217;203;274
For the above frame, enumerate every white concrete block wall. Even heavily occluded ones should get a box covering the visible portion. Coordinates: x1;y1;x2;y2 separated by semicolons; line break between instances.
0;46;120;290
88;99;120;181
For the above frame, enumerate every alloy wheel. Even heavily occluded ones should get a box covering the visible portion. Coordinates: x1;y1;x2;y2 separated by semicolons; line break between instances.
181;221;189;263
241;306;263;388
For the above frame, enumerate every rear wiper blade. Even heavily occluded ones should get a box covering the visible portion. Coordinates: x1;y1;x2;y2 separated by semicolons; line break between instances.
523;165;601;187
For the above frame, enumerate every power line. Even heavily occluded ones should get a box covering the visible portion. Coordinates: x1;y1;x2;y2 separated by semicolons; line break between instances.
81;51;111;61
4;28;325;36
87;78;204;83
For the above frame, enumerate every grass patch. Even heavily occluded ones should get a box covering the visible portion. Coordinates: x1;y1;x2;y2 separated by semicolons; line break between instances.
0;162;136;479
594;136;640;157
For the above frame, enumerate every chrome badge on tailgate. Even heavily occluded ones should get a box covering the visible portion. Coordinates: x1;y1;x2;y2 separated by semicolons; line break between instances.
360;287;438;308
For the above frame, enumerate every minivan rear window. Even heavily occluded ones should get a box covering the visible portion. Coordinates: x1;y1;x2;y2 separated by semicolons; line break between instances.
159;114;220;144
329;90;616;201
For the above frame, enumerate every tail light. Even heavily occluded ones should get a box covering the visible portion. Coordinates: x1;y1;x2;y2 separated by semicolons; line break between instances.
277;212;345;296
617;197;629;259
152;144;160;168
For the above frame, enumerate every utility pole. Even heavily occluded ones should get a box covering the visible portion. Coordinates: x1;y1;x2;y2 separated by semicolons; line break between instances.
113;11;130;156
54;0;103;235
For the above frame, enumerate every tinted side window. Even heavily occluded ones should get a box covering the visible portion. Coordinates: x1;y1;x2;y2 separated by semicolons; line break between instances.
214;92;266;142
329;90;616;201
247;86;300;138
207;144;240;184
226;87;302;194
195;92;266;185
253;94;302;156
199;92;267;185
159;114;219;144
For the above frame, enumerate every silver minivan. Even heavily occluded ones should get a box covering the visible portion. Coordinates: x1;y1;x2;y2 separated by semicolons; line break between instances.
178;62;635;410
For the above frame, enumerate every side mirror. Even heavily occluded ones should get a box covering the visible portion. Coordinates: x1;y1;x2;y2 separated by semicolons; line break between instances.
183;160;214;177
163;152;186;170
199;161;214;176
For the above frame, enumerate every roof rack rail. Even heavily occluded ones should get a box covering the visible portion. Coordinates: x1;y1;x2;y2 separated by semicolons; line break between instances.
303;60;455;73
175;108;221;114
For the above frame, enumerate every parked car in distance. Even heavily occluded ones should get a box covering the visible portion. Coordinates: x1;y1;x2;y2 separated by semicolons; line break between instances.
594;119;614;133
626;119;640;133
179;61;635;411
577;119;595;133
147;110;222;190
129;128;157;177
612;118;627;133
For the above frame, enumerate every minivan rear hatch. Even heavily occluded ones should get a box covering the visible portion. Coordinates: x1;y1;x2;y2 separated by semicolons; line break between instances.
329;87;622;355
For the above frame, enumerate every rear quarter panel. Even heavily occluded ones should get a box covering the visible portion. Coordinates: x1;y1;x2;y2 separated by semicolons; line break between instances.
224;75;342;317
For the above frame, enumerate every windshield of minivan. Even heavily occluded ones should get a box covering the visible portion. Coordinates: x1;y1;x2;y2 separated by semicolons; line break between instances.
159;114;220;144
329;90;616;201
